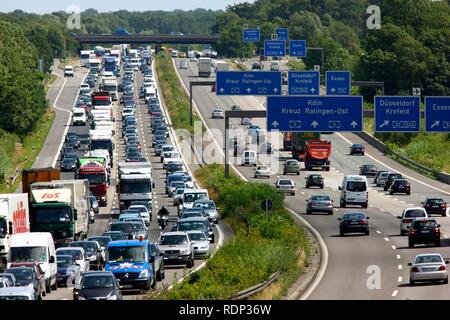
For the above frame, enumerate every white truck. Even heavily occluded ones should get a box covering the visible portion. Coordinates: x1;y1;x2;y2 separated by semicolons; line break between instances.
72;107;87;126
198;57;212;77
29;180;90;244
117;162;153;212
102;79;118;101
0;194;30;258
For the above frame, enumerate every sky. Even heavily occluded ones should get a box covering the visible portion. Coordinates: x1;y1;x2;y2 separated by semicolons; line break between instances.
0;0;251;13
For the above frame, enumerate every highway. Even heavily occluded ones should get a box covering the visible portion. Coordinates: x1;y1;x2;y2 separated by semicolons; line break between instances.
39;57;230;300
174;57;450;300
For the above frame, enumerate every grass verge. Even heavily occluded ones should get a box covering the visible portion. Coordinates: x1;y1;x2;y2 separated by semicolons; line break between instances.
145;164;309;300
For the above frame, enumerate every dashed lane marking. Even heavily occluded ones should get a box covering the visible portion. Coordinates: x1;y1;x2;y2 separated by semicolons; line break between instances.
376;230;381;234
398;265;403;270
397;277;402;283
396;255;401;260
392;290;398;297
391;245;396;250
384;237;390;242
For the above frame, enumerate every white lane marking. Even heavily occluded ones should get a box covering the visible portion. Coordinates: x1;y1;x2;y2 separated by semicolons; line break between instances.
370;205;374;208
398;265;403;270
391;245;396;250
444;234;449;239
392;290;398;297
398;276;402;283
396;255;401;260
380;209;386;212
393;198;399;201
408;203;414;206
384;237;390;242
376;230;381;234
301;192;305;195
336;133;450;196
386;195;392;198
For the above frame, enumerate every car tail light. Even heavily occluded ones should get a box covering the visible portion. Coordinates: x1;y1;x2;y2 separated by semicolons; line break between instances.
439;265;446;271
411;267;419;272
410;229;416;235
440;204;446;208
359;220;367;225
433;227;440;233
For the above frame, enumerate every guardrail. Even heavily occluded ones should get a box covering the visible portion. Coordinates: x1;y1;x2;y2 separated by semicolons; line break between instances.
228;272;280;300
355;131;450;184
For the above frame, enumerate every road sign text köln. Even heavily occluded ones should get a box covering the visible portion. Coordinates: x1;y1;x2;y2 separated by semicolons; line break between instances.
264;40;286;57
216;71;282;96
267;96;363;132
288;71;320;95
375;96;421;132
243;28;260;42
425;96;450;132
326;71;351;95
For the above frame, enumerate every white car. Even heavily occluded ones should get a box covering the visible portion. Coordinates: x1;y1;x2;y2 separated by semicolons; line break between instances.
122;108;134;118
409;253;448;285
254;165;271;179
162;151;182;169
79;83;91;95
275;179;296;196
184;175;194;189
72;107;87;126
397;207;428;236
211;108;224;119
64;65;74;77
55;247;90;272
242;150;257;166
186;231;211;258
128;205;151;226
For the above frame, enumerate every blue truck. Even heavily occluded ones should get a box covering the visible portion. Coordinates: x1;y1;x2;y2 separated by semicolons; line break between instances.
105;240;159;292
104;57;119;77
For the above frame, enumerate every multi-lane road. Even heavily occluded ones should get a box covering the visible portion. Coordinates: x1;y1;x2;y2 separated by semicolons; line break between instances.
174;57;450;300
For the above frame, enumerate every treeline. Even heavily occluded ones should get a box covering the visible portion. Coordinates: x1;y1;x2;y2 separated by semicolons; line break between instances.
213;0;450;97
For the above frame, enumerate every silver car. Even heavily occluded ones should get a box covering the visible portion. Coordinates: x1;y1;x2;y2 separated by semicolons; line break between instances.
397;207;428;236
376;172;389;187
193;200;219;224
187;231;211;258
275;179;296;196
409;253;449;285
158;232;194;268
254;165;270;179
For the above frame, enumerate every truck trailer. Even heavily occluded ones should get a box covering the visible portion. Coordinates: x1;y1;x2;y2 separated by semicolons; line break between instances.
198;57;212;77
117;162;153;212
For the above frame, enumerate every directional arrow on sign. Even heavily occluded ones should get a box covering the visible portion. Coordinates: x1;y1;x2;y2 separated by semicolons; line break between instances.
431;121;440;129
330;88;336;93
273;88;279;93
310;88;316;93
311;121;319;128
272;121;279;128
219;88;224;93
380;120;390;128
350;121;359;128
246;88;251;93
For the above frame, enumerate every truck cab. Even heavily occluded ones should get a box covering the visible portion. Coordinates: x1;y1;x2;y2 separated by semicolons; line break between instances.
76;159;109;206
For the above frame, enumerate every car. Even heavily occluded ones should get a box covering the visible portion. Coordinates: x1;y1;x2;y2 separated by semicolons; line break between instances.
338;212;370;236
88;236;112;252
56;255;81;287
397;207;428;236
180;209;207;220
148;242;165;281
408;218;441;248
241;150;257;166
389;179;411;195
64;65;74;77
56;247;90;272
241;117;252;126
384;173;403;191
162;151;182;169
6;266;45;299
175;217;215;243
173;188;186;206
359;164;377;177
254;165;271;179
375;171;389;187
61;157;77;171
422;198;448;217
166;161;184;175
89;195;99;214
102;231;127;241
73;271;122;300
130;200;152;214
211;108;224;119
179;60;188;69
128;205;151;225
408;253;448;285
186;231;211;258
158;232;194;268
60;146;76;161
70;241;103;271
306;195;333;215
0;287;38;300
168;181;188;197
349;143;365;155
306;174;324;189
275;179;296;196
283;159;300;175
373;170;389;185
66;135;81;149
108;222;135;239
231;105;241;111
252;62;261;70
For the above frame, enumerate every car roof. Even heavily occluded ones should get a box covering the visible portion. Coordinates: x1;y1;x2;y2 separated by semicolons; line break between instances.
81;271;115;278
57;247;85;252
178;217;209;222
161;231;188;237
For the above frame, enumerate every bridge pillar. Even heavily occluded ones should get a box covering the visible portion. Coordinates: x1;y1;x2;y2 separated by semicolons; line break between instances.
155;43;162;54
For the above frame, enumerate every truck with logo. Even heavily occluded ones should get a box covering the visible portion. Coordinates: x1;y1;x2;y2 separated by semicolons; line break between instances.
76;159;109;206
117;162;153;211
0;194;30;258
303;139;332;171
28;180;90;245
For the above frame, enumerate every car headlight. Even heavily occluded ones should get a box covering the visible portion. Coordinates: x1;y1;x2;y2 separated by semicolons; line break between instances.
28;283;34;288
139;269;149;278
107;295;117;300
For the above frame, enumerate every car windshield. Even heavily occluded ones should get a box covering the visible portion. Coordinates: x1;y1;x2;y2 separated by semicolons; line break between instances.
57;256;74;268
57;250;83;260
131;222;145;231
343;214;365;221
104;233;123;241
195;201;215;210
184;193;208;203
415;255;443;264
353;144;363;148
71;242;95;253
346;181;367;192
178;222;206;232
309;175;322;180
120;181;151;193
79;173;106;184
412;220;437;229
188;233;207;241
107;246;146;263
405;210;426;218
279;180;293;185
394;180;408;186
7;268;33;280
286;161;298;166
81;276;115;289
182;212;203;219
390;174;402;180
160;235;188;245
426;199;444;205
0;296;30;300
10;247;47;263
310;196;330;201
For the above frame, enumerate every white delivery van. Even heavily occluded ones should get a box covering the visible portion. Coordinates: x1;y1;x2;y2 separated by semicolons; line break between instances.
339;175;368;208
241;150;257;166
270;61;280;71
64;65;74;77
8;232;57;293
181;189;209;211
72;107;87;126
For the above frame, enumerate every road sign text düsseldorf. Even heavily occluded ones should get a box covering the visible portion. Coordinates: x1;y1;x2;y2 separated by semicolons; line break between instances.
375;96;421;132
288;71;320;95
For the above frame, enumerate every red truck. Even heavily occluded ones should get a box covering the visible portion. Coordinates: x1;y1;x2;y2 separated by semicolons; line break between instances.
303;140;332;171
91;92;114;121
76;160;108;206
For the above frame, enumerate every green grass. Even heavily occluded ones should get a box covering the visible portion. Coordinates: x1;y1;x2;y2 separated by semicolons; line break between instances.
145;164;309;300
287;59;306;70
155;51;202;134
0;109;55;193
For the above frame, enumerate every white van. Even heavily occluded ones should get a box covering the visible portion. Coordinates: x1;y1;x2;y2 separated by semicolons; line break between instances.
181;189;209;210
64;65;74;77
270;61;280;71
144;86;157;103
8;232;58;293
241;150;257;166
339;175;368;208
72;107;87;126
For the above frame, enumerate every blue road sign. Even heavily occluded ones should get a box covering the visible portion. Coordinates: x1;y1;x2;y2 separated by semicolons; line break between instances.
264;40;286;57
425;96;450;132
288;71;320;95
267;96;363;132
276;28;289;41
374;96;421;132
289;40;307;57
326;71;351;95
216;71;282;96
243;29;260;42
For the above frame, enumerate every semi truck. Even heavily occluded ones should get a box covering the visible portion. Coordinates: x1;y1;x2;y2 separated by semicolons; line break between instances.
22;168;61;194
90;130;114;161
104;56;119;77
29;180;90;244
76;159;109;206
0;194;30;257
198;57;212;77
117;162;153;212
101;79;118;101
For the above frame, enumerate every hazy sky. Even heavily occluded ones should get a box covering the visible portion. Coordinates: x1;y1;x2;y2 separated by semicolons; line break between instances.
0;0;252;13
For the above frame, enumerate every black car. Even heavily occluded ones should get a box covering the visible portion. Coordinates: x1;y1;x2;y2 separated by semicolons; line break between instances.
422;198;448;217
152;135;167;147
73;271;122;300
384;173;403;191
252;62;261;70
305;174;324;189
61;157;77;171
126;146;140;155
166;161;184;175
359;164;377;177
373;170;389;184
69;241;103;270
338;212;370;236
408;218;440;248
89;195;99;214
88;236;112;251
60;146;76;160
65;139;79;151
350;144;365;155
389;179;411;195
